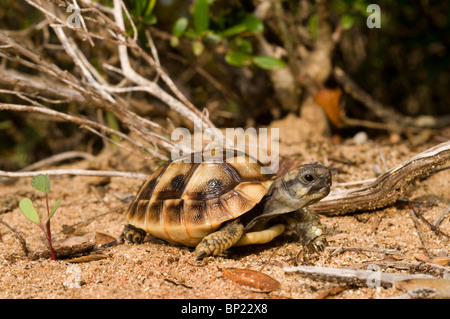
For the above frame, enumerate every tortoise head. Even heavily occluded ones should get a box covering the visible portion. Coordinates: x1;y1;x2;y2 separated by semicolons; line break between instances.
263;163;332;217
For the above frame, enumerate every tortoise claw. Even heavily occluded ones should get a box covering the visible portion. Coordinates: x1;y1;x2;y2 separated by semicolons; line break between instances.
195;251;207;260
304;235;328;253
120;224;147;244
101;239;121;248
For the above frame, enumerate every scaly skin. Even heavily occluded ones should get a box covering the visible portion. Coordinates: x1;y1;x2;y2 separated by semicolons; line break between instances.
290;208;327;252
194;219;244;259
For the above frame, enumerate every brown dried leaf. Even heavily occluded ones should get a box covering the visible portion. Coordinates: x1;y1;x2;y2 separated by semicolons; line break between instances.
82;231;116;246
430;257;450;266
395;278;450;298
81;231;116;246
65;254;109;263
84;176;112;188
326;233;350;242
413;253;431;263
313;88;343;128
315;285;351;299
222;268;280;293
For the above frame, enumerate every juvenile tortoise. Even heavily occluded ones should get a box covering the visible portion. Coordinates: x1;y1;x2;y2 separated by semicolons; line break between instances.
121;149;331;259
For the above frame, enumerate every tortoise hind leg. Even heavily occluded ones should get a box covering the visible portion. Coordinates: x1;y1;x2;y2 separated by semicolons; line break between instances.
120;224;147;244
195;219;244;259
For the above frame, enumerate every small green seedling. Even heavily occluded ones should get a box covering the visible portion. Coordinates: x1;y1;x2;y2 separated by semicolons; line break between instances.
19;174;61;260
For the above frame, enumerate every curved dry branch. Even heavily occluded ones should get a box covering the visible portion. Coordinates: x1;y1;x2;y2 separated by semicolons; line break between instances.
0;103;168;160
334;67;450;130
110;0;213;131
311;141;450;216
0;0;218;165
0;169;148;180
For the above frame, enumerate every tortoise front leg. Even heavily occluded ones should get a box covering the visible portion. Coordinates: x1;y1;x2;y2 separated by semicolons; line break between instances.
287;208;327;252
194;219;244;259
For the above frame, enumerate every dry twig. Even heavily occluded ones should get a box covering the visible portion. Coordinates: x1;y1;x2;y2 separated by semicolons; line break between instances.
334;66;450;131
0;103;168;160
326;245;404;257
408;202;450;239
0;0;218;168
0;219;29;256
19;151;95;172
434;205;450;228
409;207;433;258
0;169;148;180
346;260;450;278
284;265;434;288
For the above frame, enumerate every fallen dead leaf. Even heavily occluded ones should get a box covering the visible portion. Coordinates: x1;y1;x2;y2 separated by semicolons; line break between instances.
222;268;280;293
430;257;450;266
315;285;352;299
313;88;343;128
65;254;109;263
395;278;450;298
327;233;350;242
413;253;431;263
82;231;116;246
391;254;407;260
85;176;111;187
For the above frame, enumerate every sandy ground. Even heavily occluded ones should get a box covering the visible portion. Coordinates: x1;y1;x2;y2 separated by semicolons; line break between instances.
0;115;449;300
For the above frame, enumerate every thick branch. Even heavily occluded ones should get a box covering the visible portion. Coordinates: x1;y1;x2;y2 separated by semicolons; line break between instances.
284;265;434;288
111;0;212;131
312;140;450;216
0;69;86;104
0;103;168;160
0;169;148;180
334;67;450;130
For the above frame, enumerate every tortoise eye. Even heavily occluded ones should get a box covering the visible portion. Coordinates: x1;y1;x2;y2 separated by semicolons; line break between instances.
303;174;315;182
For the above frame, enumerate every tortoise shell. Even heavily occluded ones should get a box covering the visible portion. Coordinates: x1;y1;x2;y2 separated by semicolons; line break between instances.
125;150;274;246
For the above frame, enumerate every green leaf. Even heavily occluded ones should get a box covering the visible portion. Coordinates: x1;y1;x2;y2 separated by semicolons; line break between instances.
184;27;200;40
221;24;247;38
142;13;157;25
31;174;50;194
134;0;144;15
47;198;61;222
106;111;120;149
231;37;253;54
193;0;209;33
225;51;252;67
340;14;355;30
192;40;205;56
307;14;319;40
106;111;120;133
172;17;189;37
204;31;222;44
19;198;40;224
252;56;286;70
0;120;13;130
144;0;156;16
170;36;180;47
242;15;264;33
221;15;263;38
